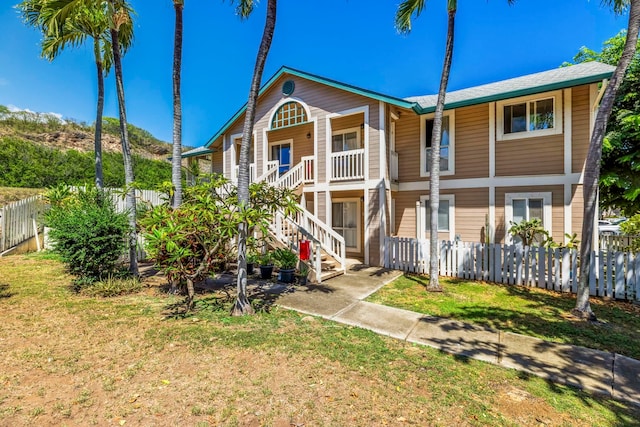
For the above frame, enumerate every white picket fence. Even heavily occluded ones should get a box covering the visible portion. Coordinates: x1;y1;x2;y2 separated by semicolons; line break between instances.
0;188;164;259
384;237;640;302
0;195;45;252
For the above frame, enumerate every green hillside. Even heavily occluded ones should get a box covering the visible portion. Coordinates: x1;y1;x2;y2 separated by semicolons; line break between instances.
0;106;175;190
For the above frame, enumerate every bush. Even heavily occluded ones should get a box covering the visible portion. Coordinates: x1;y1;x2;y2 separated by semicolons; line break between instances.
620;214;640;251
44;185;130;285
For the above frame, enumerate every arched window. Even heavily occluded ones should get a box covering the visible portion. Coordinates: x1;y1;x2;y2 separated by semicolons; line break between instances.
271;101;307;129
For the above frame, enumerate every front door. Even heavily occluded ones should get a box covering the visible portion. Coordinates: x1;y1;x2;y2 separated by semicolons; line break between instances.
332;200;360;252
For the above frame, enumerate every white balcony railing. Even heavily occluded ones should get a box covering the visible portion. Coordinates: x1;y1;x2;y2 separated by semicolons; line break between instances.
330;148;365;181
390;150;399;182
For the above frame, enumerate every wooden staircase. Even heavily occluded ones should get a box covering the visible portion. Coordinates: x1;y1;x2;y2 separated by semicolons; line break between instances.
253;158;345;283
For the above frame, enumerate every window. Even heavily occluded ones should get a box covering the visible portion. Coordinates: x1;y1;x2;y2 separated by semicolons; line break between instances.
271;101;307;129
269;141;291;175
505;192;552;243
332;129;361;152
497;91;562;141
420;112;454;177
420;195;455;240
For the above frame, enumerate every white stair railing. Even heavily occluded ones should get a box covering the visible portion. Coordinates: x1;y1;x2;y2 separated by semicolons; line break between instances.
273;155;314;189
268;205;346;283
254;160;279;184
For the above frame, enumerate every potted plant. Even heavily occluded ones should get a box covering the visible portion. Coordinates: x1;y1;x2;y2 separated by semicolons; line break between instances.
246;251;258;275
272;247;298;284
296;263;309;285
257;252;274;279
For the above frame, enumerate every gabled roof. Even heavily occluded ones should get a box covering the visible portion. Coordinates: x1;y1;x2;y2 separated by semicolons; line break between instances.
408;61;615;113
203;66;418;148
190;62;615;156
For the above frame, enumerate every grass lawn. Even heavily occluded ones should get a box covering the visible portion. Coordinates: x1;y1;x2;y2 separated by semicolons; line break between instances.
0;187;43;206
0;254;639;426
367;274;640;360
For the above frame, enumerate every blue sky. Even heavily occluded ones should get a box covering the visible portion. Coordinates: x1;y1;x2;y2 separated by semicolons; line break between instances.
0;0;630;147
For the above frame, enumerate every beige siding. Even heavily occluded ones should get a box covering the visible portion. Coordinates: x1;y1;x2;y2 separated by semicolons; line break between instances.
316;191;326;222
572;86;591;173
495;185;564;243
332;113;364;131
571;184;584;243
395;114;421;182
393;190;417;238
495;134;564;176
212;150;223;174
455;105;490;179
454;188;490;242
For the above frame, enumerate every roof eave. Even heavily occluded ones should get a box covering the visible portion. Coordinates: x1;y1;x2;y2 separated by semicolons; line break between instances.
414;71;613;114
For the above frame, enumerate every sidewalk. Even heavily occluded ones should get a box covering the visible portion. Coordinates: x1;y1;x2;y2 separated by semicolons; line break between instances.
275;265;640;407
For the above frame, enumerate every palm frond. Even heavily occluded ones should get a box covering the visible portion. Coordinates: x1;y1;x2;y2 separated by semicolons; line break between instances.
395;0;426;34
601;0;631;15
234;0;256;20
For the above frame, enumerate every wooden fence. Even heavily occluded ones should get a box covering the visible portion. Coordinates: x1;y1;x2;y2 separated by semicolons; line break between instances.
0;195;45;252
599;234;637;252
384;237;640;303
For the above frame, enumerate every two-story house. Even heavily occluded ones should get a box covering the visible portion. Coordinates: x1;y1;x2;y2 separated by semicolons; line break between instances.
182;61;615;278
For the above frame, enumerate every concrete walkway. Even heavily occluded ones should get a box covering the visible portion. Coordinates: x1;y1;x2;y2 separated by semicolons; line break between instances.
276;265;640;407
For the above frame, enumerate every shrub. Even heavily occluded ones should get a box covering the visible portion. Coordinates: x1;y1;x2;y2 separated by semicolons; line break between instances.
508;218;549;247
44;185;130;285
620;214;640;251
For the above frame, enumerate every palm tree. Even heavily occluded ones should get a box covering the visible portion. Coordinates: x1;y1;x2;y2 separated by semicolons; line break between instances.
576;0;639;320
171;0;184;208
395;0;457;292
105;0;138;276
232;0;277;316
396;0;514;291
17;0;132;190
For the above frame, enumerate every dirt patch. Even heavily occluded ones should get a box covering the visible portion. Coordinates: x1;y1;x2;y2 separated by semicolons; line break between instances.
0;259;632;426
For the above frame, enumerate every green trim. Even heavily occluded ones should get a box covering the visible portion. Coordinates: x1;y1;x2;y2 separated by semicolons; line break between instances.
415;72;613;114
181;147;215;159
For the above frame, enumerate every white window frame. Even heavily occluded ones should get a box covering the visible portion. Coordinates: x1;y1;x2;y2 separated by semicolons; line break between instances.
420;194;455;241
420;110;455;177
496;90;563;141
332;198;362;253
505;192;553;244
331;126;362;152
268;138;293;174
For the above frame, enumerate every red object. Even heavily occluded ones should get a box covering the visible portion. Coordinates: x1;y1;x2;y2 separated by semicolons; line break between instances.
299;240;310;261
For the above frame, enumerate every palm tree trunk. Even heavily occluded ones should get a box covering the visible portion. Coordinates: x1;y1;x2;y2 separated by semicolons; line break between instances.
172;0;183;208
93;38;104;190
576;0;640;319
109;21;138;276
232;0;277;316
428;6;456;291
